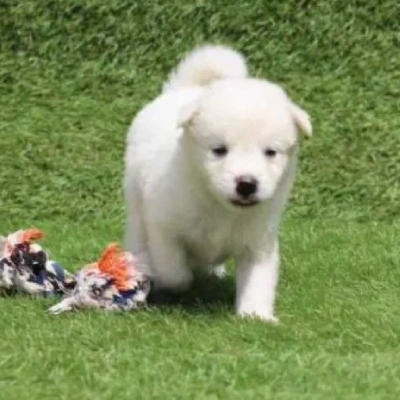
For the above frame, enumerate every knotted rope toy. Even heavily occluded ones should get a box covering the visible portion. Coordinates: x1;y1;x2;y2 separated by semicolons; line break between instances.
48;243;151;314
0;228;74;296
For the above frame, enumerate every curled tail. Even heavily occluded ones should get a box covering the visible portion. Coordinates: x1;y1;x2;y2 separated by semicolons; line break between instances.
163;44;248;93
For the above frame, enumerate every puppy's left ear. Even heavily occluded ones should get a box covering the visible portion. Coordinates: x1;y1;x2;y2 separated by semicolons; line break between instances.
177;99;199;129
290;102;312;137
0;236;6;254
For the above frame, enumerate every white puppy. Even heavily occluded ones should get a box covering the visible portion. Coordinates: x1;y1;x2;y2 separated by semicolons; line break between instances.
123;45;312;322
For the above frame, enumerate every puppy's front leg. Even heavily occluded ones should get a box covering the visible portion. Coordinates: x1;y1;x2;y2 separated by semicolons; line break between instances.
235;240;279;322
147;228;193;291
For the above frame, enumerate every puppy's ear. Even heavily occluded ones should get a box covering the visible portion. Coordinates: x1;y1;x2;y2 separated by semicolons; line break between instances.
290;102;312;137
177;99;199;129
0;236;6;254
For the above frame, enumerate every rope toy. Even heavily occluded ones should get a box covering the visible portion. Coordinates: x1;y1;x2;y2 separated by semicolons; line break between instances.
48;243;151;314
0;228;74;296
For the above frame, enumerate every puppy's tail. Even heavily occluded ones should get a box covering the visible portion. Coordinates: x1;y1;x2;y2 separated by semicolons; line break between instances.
163;44;248;93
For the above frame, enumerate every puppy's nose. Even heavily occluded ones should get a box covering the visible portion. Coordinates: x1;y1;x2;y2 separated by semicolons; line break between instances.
235;176;258;198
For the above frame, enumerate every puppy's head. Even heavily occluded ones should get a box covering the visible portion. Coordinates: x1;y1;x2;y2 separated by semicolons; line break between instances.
179;78;312;209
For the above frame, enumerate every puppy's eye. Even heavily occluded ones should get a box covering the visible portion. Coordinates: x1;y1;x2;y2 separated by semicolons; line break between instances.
264;148;277;158
212;145;228;157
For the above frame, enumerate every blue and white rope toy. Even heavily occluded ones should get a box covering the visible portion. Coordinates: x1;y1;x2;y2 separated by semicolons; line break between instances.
0;228;74;296
0;229;151;314
48;243;151;314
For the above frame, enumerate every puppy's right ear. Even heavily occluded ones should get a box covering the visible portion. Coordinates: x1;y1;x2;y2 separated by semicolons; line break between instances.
177;99;199;129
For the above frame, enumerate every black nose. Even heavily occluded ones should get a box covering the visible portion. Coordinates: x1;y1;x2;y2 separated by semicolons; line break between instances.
236;176;258;198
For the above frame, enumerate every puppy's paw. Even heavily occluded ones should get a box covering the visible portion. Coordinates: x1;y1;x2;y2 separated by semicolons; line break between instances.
237;308;279;324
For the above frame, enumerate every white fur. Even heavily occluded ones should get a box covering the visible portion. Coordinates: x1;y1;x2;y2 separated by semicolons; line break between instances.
124;45;312;322
163;45;248;93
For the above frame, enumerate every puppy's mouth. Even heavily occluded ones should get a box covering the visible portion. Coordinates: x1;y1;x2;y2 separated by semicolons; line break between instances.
230;198;259;208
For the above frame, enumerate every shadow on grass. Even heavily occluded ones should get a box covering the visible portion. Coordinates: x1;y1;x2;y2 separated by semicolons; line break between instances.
0;275;237;318
147;274;236;315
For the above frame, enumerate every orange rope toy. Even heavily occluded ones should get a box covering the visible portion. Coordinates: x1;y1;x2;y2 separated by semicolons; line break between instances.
48;242;151;314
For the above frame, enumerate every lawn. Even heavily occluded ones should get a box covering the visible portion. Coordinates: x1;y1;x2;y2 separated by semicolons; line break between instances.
1;1;400;399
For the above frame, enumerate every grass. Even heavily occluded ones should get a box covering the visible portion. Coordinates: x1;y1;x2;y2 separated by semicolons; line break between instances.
1;219;400;399
1;0;400;398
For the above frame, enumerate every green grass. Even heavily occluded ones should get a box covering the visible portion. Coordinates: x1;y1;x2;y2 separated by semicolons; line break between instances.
1;0;400;398
1;219;400;399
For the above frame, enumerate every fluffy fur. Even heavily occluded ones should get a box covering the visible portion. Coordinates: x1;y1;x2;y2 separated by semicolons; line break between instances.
123;44;312;322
